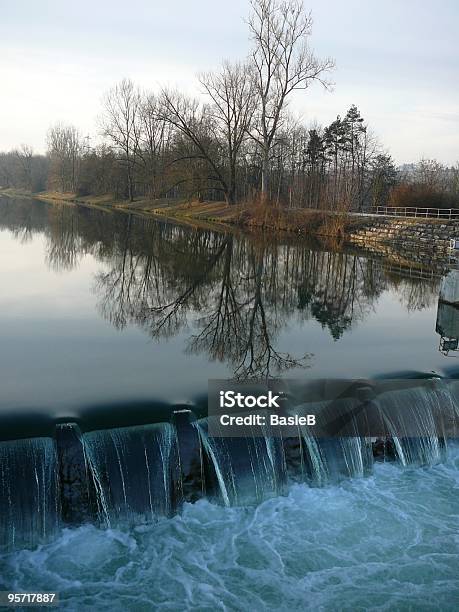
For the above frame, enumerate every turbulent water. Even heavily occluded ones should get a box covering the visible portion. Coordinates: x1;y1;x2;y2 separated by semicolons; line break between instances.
0;446;457;611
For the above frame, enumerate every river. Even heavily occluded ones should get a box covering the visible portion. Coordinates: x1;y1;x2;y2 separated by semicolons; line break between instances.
0;196;457;610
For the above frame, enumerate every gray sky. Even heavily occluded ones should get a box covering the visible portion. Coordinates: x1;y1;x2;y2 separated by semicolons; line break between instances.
1;0;458;164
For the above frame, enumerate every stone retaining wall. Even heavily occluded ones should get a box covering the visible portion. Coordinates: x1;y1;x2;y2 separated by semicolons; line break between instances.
347;216;459;254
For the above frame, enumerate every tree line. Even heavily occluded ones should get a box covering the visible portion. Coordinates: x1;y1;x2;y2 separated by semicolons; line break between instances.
0;0;457;211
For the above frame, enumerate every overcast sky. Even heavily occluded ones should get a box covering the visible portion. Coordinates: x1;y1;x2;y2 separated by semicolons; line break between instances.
1;0;458;164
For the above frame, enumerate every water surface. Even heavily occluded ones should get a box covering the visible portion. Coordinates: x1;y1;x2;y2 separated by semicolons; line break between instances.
0;196;453;422
0;196;458;611
1;447;458;610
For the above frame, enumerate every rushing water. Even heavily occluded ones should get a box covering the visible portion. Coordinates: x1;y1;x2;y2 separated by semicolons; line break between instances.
1;447;458;611
0;196;458;610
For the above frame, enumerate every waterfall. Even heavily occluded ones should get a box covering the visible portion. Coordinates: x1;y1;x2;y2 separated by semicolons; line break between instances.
287;397;374;484
81;423;181;528
376;384;455;466
0;379;458;549
193;417;288;506
0;436;59;550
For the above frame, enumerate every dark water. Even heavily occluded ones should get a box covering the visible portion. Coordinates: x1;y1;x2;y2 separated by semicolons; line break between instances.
0;196;453;420
1;196;458;611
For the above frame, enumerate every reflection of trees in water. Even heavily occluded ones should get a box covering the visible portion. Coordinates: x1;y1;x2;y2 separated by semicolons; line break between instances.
386;274;439;312
46;207;89;271
95;227;310;379
2;199;40;245
0;196;442;378
184;240;311;380
295;252;384;339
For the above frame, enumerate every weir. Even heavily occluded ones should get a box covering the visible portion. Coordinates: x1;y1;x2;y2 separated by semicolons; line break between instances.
0;437;60;550
193;416;288;506
1;380;458;550
81;423;182;527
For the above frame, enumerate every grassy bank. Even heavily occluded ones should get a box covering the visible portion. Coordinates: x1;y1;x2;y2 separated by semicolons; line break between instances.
0;188;371;240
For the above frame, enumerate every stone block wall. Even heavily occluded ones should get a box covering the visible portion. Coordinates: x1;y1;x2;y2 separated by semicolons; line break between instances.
347;217;459;254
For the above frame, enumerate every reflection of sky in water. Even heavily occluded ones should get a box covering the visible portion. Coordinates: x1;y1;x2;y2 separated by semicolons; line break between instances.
0;204;451;416
283;293;440;378
0;229;225;410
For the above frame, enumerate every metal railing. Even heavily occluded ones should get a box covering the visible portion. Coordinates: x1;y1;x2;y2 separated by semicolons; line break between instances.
374;206;459;220
374;260;443;282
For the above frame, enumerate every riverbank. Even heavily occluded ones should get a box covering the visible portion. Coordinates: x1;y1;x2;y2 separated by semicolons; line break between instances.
0;188;373;237
1;189;457;258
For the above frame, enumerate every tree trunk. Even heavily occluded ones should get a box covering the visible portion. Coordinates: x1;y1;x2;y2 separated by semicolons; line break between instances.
226;163;236;205
225;189;235;205
261;148;269;202
127;164;134;202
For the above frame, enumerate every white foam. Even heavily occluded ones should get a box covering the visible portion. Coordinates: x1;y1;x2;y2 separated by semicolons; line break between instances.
1;446;458;610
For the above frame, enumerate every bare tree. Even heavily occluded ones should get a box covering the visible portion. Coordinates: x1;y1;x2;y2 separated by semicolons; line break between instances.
159;90;230;201
138;93;173;197
47;123;82;192
101;79;141;202
248;0;334;199
14;145;34;191
199;61;256;204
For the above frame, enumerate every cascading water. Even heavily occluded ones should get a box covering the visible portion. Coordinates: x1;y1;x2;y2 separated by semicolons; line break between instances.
0;381;458;550
0;436;59;550
376;384;455;466
285;397;374;484
192;417;288;506
81;423;181;527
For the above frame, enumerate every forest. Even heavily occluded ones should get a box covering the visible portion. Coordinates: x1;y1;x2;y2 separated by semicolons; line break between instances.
1;0;458;213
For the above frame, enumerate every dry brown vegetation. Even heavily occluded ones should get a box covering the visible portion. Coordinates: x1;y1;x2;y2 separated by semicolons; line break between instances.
234;199;367;242
390;183;457;209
